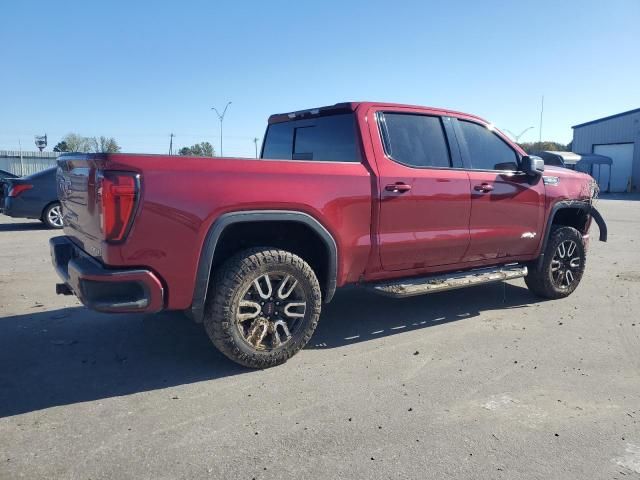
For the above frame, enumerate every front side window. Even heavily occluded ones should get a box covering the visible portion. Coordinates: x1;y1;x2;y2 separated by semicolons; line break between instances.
381;113;451;168
262;113;361;162
458;120;518;170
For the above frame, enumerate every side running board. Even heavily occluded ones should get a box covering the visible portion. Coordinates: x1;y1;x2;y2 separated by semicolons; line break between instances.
370;264;528;298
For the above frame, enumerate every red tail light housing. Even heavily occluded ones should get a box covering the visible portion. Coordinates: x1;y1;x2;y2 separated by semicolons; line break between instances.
99;171;140;242
8;184;33;197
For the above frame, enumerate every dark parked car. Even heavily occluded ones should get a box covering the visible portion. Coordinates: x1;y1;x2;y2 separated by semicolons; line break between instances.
2;167;63;228
0;169;20;212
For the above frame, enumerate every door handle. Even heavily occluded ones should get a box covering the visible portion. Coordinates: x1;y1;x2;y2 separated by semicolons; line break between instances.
473;183;494;192
385;182;412;193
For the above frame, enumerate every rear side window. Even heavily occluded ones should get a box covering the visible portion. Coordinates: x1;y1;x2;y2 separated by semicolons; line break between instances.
380;113;451;168
458;120;518;170
261;122;292;159
261;113;361;162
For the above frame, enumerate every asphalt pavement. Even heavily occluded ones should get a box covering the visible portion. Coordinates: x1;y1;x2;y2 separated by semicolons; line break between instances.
1;196;639;479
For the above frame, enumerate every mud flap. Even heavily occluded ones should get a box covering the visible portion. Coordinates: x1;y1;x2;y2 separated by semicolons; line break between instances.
591;206;607;242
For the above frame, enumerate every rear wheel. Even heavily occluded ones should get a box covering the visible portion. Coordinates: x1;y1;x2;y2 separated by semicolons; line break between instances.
525;226;586;299
42;202;63;229
203;248;322;368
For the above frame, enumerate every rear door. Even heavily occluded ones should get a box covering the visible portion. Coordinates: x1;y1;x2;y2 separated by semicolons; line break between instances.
453;118;545;262
372;109;471;271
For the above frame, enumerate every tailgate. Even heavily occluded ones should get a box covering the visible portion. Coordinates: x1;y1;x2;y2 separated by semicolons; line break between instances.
57;154;104;248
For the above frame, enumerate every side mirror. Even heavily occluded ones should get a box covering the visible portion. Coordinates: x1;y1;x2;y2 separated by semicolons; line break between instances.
521;155;544;177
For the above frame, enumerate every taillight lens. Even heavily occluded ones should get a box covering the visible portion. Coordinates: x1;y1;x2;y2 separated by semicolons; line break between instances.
99;171;139;242
8;184;33;197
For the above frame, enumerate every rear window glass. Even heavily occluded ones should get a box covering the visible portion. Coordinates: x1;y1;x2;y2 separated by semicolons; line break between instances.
262;113;361;162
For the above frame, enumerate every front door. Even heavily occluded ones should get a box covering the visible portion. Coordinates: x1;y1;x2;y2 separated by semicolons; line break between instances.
454;119;545;262
373;111;472;271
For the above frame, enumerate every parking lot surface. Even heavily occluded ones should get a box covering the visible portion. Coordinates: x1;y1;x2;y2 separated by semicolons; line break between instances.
1;196;639;479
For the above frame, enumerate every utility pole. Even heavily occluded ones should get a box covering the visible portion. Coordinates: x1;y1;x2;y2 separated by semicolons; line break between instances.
211;101;232;157
539;95;544;143
18;139;24;176
253;137;259;158
169;133;174;155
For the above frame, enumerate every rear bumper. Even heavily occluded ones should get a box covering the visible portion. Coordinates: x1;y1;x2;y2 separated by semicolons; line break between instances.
2;197;39;219
49;236;164;313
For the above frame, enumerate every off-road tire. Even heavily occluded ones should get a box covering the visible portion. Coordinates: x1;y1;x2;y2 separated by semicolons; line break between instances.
203;247;322;368
525;226;586;299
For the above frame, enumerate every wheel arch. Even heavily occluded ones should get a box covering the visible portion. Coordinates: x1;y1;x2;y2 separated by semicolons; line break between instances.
189;210;338;323
537;200;607;268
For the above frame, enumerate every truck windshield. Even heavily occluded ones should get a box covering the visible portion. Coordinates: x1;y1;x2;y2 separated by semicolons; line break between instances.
261;113;361;162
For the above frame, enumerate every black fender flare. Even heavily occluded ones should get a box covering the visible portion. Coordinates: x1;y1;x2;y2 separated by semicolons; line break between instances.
189;210;338;323
537;200;607;268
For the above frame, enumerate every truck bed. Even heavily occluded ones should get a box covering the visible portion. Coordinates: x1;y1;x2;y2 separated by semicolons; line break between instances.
57;153;373;310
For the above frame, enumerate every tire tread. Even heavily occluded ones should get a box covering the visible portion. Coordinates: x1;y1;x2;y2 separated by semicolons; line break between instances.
203;247;321;368
525;226;586;299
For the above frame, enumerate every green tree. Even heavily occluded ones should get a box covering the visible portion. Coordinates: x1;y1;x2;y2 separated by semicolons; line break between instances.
53;141;69;152
518;141;569;154
178;142;215;157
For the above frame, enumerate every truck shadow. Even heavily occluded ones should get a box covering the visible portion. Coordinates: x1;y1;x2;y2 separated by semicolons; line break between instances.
0;282;539;417
0;221;48;232
310;283;538;349
0;308;247;418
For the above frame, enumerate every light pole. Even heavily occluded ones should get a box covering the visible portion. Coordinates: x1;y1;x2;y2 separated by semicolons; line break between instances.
538;95;544;143
503;127;534;143
211;101;232;157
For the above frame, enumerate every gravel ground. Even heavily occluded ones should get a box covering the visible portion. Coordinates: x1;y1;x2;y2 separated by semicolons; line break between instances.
1;196;639;480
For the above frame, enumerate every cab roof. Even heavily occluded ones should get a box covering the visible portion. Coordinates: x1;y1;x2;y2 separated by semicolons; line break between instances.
267;102;488;124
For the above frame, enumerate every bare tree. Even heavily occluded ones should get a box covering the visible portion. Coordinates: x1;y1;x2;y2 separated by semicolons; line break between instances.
58;133;121;153
61;133;94;152
91;136;121;153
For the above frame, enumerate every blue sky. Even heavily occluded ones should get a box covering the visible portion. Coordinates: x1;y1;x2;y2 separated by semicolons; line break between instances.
2;0;639;156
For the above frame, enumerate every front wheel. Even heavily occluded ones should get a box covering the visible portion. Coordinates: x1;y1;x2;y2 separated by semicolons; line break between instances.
42;202;64;229
525;226;586;299
203;248;322;368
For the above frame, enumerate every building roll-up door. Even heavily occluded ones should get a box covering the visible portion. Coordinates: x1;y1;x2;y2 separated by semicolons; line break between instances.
593;143;634;193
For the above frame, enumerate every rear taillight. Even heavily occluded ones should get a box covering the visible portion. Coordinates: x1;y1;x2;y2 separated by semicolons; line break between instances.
99;171;139;242
8;184;33;197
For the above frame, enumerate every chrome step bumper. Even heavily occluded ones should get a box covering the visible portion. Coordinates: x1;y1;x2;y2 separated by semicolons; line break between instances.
370;264;528;298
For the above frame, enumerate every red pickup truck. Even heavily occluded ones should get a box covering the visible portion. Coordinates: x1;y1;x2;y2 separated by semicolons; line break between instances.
50;102;607;368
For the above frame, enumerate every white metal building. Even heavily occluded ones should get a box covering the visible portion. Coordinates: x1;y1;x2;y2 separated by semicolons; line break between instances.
0;150;58;177
572;108;640;193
